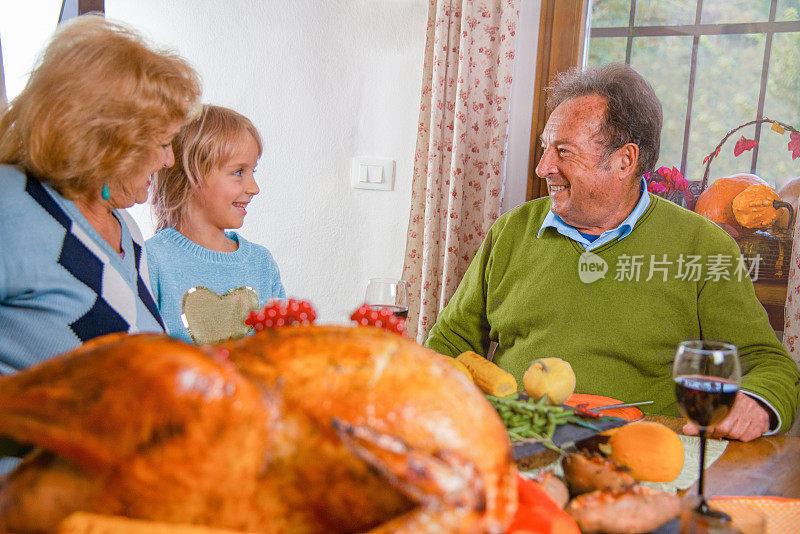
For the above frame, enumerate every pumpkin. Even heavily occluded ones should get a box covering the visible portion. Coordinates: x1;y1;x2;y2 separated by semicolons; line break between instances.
694;173;767;228
732;183;793;230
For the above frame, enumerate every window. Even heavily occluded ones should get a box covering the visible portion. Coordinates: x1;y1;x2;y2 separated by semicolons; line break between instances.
0;0;63;102
0;0;103;103
585;0;800;190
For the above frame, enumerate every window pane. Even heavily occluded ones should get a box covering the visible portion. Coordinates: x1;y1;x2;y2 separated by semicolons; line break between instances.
590;0;631;28
586;37;627;66
0;0;62;101
761;31;800;189
630;36;693;172
701;0;772;24
686;34;766;184
777;0;800;21
635;0;697;27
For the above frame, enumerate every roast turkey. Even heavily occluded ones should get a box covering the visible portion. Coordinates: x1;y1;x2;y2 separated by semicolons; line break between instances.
0;326;516;533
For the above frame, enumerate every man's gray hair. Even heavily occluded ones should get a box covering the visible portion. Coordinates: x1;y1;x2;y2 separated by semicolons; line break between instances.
546;63;663;177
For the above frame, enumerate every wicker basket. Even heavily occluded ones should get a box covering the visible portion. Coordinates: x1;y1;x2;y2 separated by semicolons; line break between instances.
694;118;798;282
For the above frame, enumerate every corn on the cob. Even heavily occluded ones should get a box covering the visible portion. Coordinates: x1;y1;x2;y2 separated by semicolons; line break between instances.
446;357;474;382
59;512;251;534
456;351;517;397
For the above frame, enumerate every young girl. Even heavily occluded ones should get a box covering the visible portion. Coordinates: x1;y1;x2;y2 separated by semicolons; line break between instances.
146;105;285;343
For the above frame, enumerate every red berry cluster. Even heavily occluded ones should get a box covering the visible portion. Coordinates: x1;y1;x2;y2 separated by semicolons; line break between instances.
350;304;407;336
245;299;317;331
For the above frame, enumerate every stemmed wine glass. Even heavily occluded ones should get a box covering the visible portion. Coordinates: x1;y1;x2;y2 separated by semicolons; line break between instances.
673;340;741;518
364;278;409;319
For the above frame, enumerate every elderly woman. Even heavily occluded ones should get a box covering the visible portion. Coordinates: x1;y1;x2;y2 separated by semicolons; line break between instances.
0;16;201;373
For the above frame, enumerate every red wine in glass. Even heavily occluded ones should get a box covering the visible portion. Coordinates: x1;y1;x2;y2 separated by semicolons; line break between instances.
672;341;741;519
674;376;739;428
364;279;409;320
380;305;409;319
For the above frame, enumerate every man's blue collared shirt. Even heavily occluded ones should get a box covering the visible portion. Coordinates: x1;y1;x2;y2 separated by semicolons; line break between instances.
537;178;650;250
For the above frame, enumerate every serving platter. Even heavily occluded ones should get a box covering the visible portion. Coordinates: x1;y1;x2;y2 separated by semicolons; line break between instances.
564;393;646;422
511;394;629;460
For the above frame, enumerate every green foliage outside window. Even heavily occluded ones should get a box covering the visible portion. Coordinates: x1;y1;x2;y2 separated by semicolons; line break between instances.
586;0;800;189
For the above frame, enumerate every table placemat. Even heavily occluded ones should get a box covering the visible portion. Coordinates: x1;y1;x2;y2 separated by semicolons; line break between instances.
710;496;800;534
520;434;728;495
642;434;728;493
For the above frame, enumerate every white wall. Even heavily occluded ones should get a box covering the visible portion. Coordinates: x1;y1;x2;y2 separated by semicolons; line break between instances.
107;0;429;324
106;0;542;324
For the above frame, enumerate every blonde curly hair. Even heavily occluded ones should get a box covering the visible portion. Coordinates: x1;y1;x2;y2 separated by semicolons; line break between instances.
150;104;262;232
0;15;201;200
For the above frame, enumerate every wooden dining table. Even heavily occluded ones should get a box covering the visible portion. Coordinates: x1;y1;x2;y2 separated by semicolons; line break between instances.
517;415;800;499
652;415;800;499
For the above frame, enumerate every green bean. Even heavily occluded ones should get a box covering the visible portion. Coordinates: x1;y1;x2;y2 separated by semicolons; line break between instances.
486;393;616;452
546;418;556;439
487;394;571;448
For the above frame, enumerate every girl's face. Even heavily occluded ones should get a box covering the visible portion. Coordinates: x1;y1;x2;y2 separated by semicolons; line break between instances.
190;132;261;231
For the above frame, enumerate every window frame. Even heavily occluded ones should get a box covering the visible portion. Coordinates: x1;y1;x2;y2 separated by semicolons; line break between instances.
585;0;800;182
525;0;798;329
0;1;104;104
526;0;588;202
59;0;105;22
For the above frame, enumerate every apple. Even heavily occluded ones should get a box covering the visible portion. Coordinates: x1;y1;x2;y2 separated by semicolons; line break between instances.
523;357;576;405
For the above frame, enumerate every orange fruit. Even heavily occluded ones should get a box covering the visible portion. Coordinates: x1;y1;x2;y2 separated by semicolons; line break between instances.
608;422;683;482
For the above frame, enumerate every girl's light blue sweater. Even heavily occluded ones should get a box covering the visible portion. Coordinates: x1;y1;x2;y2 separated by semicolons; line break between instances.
145;227;285;343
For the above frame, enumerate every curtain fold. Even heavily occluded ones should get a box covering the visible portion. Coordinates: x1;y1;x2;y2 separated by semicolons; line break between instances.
402;0;520;344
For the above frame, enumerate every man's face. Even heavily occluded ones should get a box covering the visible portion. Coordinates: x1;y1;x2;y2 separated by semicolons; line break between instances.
536;94;637;234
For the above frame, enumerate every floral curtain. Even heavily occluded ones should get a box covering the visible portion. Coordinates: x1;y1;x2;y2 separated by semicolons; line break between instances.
783;210;800;434
785;227;800;358
402;0;520;343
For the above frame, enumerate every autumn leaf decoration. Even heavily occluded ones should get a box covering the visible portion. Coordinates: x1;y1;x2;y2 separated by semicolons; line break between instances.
733;136;758;157
702;147;721;165
789;131;800;160
645;166;688;195
699;119;799;194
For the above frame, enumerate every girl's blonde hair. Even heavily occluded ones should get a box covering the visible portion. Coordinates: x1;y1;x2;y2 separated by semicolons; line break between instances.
0;15;201;200
150;104;263;232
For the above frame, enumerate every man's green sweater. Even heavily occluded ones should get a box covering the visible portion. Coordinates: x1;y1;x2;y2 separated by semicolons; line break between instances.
425;195;800;431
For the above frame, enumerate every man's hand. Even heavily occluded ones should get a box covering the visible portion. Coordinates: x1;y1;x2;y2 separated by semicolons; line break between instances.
682;391;770;442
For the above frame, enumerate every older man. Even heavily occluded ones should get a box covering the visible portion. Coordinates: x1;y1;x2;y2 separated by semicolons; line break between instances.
425;64;800;441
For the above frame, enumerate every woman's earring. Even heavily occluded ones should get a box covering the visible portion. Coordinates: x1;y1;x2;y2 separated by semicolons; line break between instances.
101;183;110;200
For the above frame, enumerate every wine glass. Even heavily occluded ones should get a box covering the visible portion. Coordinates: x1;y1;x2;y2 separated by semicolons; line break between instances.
673;340;741;519
364;278;409;319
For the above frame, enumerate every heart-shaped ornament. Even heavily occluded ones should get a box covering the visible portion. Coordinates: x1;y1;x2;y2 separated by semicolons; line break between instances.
181;286;260;345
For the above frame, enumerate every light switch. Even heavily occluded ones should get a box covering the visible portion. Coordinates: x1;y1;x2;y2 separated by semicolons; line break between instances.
367;165;383;183
351;157;394;190
358;164;370;183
